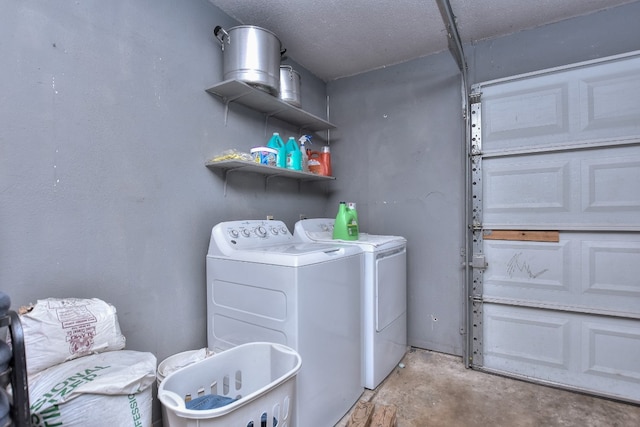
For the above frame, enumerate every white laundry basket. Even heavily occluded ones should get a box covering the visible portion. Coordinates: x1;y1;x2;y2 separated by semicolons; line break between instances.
158;342;301;427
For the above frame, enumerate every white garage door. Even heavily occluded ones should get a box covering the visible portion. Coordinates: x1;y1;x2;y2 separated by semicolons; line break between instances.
469;51;640;402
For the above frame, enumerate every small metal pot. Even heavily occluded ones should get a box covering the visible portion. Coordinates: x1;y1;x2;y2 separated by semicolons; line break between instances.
279;65;302;108
214;25;283;96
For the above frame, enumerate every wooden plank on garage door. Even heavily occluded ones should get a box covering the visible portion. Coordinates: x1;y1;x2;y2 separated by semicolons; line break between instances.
483;230;559;242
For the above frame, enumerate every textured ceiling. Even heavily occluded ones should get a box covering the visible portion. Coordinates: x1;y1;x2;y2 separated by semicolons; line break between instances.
208;0;637;81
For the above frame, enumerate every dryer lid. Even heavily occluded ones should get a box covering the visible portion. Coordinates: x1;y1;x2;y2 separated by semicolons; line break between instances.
294;218;406;251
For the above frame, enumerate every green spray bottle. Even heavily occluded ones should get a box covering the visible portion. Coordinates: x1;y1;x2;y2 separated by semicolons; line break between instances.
333;201;359;240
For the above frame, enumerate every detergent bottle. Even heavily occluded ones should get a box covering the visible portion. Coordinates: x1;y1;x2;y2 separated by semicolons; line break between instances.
333;201;359;240
308;145;332;176
285;137;302;171
320;146;332;176
298;135;310;172
267;132;286;168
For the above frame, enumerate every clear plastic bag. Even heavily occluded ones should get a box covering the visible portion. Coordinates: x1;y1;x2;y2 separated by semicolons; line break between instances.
209;149;252;162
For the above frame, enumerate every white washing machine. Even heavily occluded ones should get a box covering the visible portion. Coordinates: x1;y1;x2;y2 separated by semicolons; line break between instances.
294;218;407;390
206;219;364;427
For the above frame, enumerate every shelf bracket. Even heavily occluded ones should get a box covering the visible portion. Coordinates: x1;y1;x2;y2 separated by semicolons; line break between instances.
262;107;289;136
222;168;229;196
221;93;251;127
221;167;245;197
264;173;284;191
265;174;271;191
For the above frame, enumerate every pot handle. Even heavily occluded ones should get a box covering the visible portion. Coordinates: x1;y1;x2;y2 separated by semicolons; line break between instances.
213;25;229;50
281;65;294;80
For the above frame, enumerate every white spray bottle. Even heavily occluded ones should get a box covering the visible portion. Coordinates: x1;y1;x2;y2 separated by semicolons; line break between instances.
298;135;311;172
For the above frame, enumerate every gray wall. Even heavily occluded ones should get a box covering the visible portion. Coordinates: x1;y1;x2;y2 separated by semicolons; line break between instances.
327;53;465;355
327;1;640;356
0;1;329;423
468;1;640;84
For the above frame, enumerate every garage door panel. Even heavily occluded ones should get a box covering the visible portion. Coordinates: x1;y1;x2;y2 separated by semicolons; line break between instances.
580;72;640;132
483;147;640;229
583;321;640;383
481;54;640;153
582;156;640;212
484;160;570;212
483;305;640;401
484;233;640;315
584;240;640;299
484;305;570;369
484;240;569;292
484;84;568;143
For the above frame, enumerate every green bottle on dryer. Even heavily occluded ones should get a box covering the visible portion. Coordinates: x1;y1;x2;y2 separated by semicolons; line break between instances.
333;201;359;240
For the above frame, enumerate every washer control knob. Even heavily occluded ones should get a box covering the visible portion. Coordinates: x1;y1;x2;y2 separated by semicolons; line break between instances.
241;228;251;237
228;229;239;238
280;226;288;234
256;226;267;238
270;227;279;235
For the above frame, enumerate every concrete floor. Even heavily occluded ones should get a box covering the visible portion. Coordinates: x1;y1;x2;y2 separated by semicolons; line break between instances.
336;348;640;427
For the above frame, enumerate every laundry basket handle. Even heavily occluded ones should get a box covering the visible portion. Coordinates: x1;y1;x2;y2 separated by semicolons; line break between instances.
158;390;187;410
271;342;297;356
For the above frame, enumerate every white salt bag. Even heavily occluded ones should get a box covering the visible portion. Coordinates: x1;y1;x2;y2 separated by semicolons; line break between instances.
19;297;126;375
28;350;156;427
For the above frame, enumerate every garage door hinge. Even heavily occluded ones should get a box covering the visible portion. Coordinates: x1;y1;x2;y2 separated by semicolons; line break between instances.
469;92;482;104
470;254;487;270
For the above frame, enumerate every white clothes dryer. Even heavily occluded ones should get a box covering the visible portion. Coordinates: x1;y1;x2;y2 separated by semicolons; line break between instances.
294;218;407;390
206;219;364;427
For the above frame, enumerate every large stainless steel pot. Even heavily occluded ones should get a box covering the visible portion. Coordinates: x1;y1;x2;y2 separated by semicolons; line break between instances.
279;65;302;108
214;25;283;96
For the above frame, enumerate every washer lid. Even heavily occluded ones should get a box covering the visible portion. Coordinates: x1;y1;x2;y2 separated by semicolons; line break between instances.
210;241;362;266
208;219;362;266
